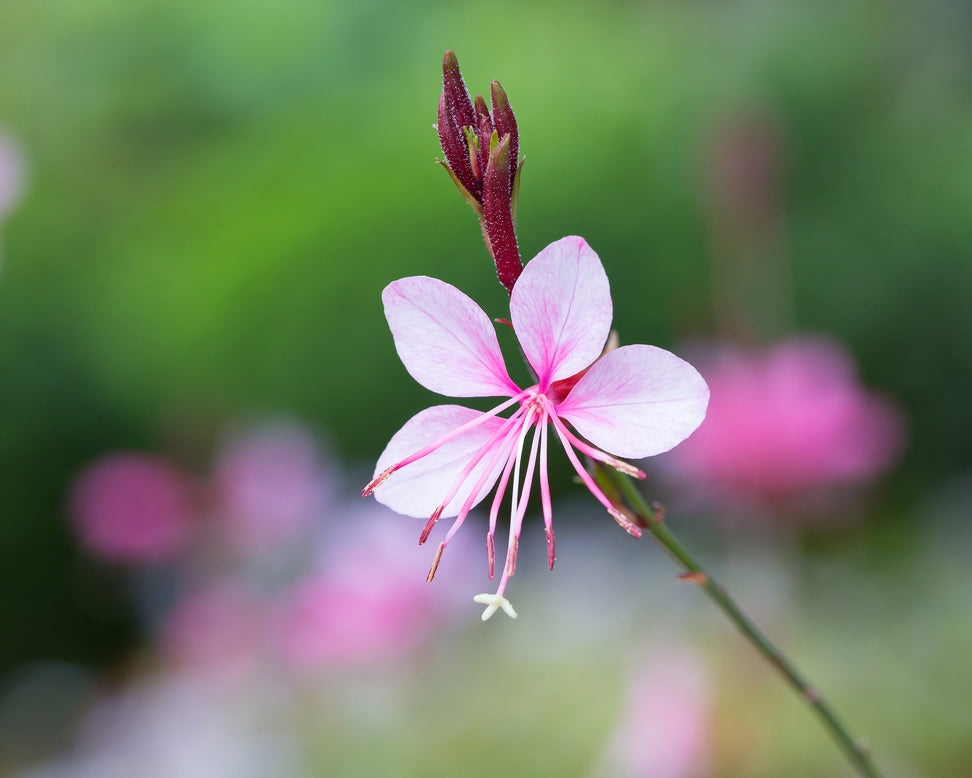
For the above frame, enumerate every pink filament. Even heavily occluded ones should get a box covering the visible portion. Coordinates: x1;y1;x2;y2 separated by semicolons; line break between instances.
362;389;530;496
502;408;543;581
426;416;524;578
538;410;555;569
420;405;527;544
547;402;642;538
548;404;646;479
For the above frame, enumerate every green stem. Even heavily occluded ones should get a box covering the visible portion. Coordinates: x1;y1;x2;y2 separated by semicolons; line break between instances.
600;466;885;778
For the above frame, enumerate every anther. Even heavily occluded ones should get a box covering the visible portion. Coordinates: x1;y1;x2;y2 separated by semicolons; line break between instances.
609;507;643;537
545;526;556;570
361;465;396;497
611;459;647;479
426;541;446;582
419;506;443;545
506;536;519;577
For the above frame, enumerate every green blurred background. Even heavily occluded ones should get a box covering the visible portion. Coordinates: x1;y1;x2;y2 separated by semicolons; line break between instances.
1;0;971;774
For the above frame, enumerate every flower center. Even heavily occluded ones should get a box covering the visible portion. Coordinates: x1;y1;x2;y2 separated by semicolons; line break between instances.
546;368;590;405
519;386;549;416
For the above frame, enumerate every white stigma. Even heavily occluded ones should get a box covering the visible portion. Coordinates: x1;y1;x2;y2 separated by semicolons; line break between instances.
473;593;518;621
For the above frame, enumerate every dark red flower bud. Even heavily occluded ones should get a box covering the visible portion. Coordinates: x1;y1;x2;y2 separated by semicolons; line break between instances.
473;94;494;183
483;134;522;292
442;50;476;131
490;81;518;194
436;51;524;293
437;93;480;201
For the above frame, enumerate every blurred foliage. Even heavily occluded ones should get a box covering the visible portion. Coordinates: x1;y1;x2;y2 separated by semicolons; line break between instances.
0;0;970;749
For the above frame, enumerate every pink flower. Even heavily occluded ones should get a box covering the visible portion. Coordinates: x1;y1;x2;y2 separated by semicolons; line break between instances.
69;453;193;563
666;337;904;511
275;573;426;671
0;130;26;218
159;583;266;681
213;421;330;553
601;643;712;778
363;236;709;619
272;506;474;670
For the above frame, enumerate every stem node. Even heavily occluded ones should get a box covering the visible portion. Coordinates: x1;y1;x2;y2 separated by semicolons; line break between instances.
677;571;709;585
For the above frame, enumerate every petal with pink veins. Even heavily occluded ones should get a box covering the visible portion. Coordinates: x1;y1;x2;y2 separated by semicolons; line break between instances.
557;344;710;459
510;236;612;386
383;276;518;398
372;405;512;519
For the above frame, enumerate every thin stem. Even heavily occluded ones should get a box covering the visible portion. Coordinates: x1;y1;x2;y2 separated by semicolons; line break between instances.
599;465;885;778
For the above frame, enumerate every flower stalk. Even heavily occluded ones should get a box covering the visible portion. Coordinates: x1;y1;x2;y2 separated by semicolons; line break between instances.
596;464;886;778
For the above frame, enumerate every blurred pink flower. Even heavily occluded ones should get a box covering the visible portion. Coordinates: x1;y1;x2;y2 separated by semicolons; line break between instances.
364;236;709;619
666;337;904;511
0;130;26;218
159;583;266;681
69;454;193;563
599;643;712;778
213;421;329;553
272;507;470;671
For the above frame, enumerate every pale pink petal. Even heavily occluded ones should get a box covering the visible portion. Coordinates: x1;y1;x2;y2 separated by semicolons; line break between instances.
556;344;709;458
383;276;518;398
510;236;612;386
373;405;510;518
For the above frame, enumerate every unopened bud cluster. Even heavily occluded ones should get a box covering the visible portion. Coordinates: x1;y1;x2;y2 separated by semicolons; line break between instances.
436;50;524;293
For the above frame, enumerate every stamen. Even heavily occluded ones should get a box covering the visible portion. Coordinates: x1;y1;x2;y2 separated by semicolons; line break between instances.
361;389;530;497
545;403;646;479
506;536;519;577
426;541;446;582
609;507;643;538
426;406;526;537
419;505;443;545
430;422;523;577
461;425;522;582
549;409;642;538
361;464;397;498
501;407;540;585
480;406;538;603
538;409;555;569
454;422;521;530
487;431;523;579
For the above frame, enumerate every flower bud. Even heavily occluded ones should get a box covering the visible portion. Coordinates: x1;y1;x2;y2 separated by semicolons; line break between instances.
473;94;494;181
436;92;480;204
441;49;476;130
490;81;518;194
435;50;523;293
483;134;522;291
